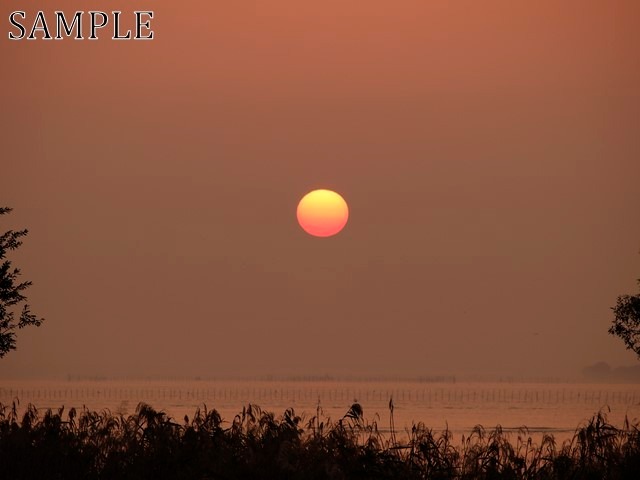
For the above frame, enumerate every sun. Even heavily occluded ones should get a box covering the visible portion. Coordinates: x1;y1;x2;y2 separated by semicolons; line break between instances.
296;189;349;237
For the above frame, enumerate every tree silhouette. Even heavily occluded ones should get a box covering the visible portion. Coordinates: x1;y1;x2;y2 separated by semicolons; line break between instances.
0;207;44;358
608;277;640;359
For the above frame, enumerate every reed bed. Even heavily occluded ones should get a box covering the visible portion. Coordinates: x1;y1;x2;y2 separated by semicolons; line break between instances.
0;400;638;479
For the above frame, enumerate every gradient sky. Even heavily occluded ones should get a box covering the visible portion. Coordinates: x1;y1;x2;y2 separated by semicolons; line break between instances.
2;1;639;379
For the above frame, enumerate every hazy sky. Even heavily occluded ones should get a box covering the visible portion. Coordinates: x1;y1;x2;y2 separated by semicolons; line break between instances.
2;1;639;380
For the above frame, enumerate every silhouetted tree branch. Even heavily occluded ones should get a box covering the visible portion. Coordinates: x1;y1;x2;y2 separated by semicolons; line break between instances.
608;276;640;360
0;207;44;358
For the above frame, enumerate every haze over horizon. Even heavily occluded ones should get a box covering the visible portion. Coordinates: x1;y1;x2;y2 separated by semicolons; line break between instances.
2;1;639;381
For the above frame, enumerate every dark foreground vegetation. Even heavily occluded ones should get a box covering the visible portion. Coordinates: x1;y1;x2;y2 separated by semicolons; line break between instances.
0;401;639;480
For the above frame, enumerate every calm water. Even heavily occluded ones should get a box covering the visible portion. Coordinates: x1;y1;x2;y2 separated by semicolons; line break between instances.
1;379;639;443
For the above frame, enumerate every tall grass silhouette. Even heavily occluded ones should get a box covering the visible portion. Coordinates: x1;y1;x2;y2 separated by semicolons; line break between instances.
0;400;638;479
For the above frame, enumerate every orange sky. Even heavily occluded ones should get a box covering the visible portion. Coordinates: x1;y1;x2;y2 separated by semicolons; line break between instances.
1;1;639;379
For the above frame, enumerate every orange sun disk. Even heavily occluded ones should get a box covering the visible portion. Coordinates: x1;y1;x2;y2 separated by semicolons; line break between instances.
297;189;349;237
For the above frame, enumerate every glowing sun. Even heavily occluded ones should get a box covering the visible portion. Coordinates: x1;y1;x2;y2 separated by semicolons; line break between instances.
297;189;349;237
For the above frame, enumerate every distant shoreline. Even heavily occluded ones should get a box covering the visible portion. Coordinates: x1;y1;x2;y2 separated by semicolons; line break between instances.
1;373;639;385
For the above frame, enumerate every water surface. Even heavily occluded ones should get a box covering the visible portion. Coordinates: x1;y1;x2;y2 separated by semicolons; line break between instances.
2;379;638;443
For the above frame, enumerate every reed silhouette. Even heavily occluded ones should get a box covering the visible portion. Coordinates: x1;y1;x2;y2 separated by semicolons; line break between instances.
0;400;638;479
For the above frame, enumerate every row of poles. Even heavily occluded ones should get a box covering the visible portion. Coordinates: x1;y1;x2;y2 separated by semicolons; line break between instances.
0;387;638;405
